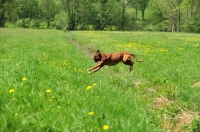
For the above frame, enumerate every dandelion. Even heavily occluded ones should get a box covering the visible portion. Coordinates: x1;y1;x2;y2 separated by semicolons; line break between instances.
86;85;92;90
46;89;52;93
103;125;109;130
79;69;83;72
93;83;97;86
88;111;94;115
15;113;18;117
50;99;53;102
9;89;15;93
159;48;168;53
22;77;27;81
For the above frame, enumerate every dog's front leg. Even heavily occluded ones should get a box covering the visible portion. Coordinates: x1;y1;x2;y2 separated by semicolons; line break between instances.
87;62;103;74
93;66;102;73
87;64;100;71
87;66;100;74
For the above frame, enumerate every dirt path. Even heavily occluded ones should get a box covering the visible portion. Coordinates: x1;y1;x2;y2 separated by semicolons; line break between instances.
66;32;96;58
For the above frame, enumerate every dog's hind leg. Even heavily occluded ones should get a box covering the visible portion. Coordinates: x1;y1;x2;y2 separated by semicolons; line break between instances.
123;60;134;72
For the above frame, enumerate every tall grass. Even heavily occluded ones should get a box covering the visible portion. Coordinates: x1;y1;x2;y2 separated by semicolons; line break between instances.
69;31;200;105
0;29;162;132
69;31;200;131
0;28;199;131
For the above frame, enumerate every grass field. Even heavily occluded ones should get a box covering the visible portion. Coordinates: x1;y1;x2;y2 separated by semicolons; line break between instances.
0;28;200;132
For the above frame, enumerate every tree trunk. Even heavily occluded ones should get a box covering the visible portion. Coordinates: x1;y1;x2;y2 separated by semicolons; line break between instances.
166;0;176;32
121;0;131;31
141;8;145;28
121;8;125;31
47;19;50;28
191;4;193;17
177;0;181;32
136;7;138;20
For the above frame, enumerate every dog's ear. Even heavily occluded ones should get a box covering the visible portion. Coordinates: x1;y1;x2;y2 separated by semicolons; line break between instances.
97;50;101;54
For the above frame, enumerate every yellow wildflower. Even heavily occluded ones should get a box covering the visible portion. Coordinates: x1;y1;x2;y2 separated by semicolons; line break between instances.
86;86;92;90
46;89;52;93
93;83;97;86
88;111;94;115
9;89;15;93
103;125;109;130
159;48;168;53
15;113;18;117
22;77;27;81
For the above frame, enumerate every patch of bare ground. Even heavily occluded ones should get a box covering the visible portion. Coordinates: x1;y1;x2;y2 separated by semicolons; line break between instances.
153;96;199;132
154;95;172;109
147;88;156;93
174;111;199;132
162;110;199;132
192;82;200;87
133;79;144;87
66;32;96;58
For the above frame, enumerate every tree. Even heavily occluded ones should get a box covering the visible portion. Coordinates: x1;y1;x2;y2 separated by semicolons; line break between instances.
2;0;19;25
93;0;119;30
1;0;200;32
146;0;171;31
61;0;79;30
39;0;58;28
138;0;149;22
0;0;6;27
121;0;132;30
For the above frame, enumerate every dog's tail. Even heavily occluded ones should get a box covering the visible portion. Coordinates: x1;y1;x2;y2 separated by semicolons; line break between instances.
131;54;144;62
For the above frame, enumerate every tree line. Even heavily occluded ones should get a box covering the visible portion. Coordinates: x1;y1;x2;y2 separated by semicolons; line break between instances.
0;0;200;32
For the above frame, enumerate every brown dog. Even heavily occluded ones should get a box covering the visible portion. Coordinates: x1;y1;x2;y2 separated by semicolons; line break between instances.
87;50;143;73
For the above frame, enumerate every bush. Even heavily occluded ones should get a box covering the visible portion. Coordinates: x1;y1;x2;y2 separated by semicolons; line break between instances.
30;19;40;28
135;20;143;30
54;11;68;31
182;11;200;33
16;19;24;27
39;22;47;29
144;20;170;32
4;22;17;28
16;19;45;28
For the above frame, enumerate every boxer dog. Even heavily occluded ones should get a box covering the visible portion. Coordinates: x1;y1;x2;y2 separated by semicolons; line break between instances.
87;50;143;73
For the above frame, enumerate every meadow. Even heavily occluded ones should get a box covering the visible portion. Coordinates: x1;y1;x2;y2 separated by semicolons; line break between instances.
0;28;200;132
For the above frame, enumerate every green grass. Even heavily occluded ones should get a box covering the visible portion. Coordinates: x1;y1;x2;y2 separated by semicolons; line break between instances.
0;28;200;132
69;31;200;103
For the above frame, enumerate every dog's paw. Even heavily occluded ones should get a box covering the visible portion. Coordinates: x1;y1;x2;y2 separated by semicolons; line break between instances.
88;71;93;74
87;70;93;74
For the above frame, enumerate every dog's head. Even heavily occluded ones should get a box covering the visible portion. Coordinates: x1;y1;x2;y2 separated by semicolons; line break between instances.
93;50;102;62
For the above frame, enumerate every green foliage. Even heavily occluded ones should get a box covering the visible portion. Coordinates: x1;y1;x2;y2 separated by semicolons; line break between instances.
184;13;200;33
1;0;200;32
192;118;200;132
55;11;68;30
16;19;40;28
4;22;17;28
